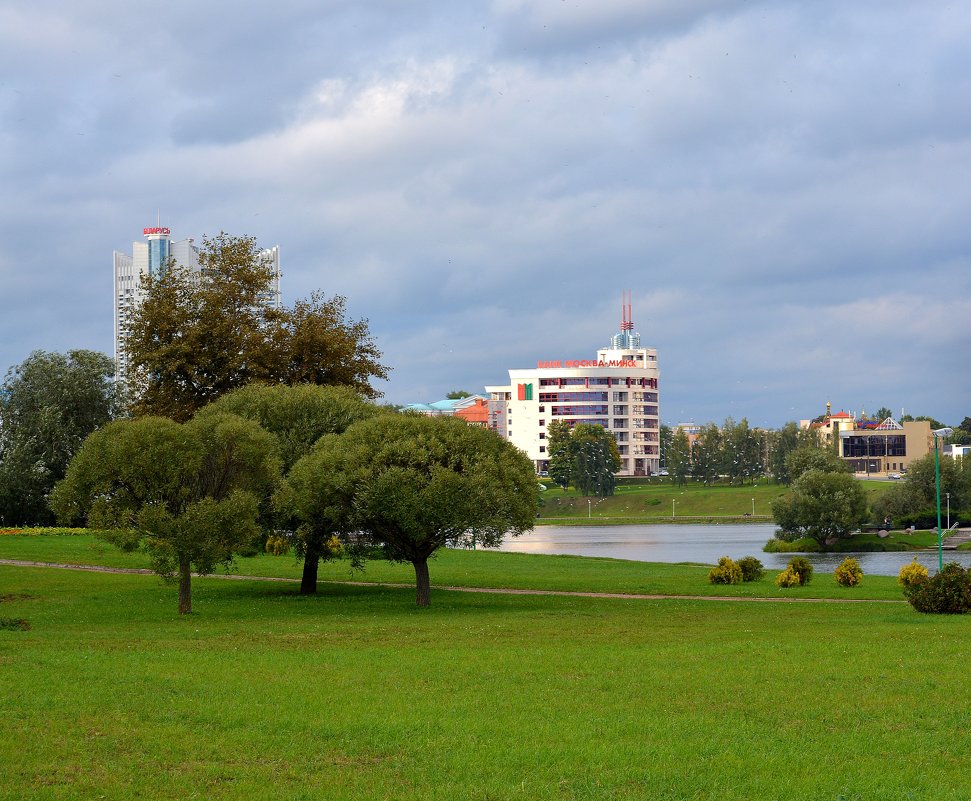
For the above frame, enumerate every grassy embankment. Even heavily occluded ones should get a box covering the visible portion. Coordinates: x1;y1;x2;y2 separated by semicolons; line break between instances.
2;537;971;801
536;478;892;525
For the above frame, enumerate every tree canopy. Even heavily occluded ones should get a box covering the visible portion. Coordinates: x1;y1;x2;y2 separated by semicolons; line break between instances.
783;445;851;483
281;414;538;606
0;350;121;525
51;413;281;613
771;470;868;548
198;383;377;593
547;422;621;495
124;232;389;421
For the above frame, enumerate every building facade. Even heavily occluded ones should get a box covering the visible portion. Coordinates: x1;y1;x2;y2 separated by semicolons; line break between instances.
839;419;932;475
486;301;660;475
113;226;280;375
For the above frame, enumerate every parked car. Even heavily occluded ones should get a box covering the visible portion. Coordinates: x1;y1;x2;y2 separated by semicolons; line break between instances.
887;472;902;480
658;469;670;476
538;470;549;477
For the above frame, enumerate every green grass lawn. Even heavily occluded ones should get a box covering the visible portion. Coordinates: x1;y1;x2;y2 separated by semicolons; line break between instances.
537;479;891;523
2;558;969;801
1;533;910;601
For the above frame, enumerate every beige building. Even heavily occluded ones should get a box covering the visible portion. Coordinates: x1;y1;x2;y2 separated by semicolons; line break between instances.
838;419;932;475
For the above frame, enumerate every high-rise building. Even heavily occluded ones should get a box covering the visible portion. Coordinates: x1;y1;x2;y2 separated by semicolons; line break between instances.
485;296;661;476
112;226;281;375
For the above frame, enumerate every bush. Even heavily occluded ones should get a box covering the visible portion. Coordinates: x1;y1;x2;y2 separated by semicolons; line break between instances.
905;563;971;614
737;556;765;582
787;556;813;586
834;557;863;587
898;558;929;590
708;556;743;585
763;537;820;553
775;567;802;588
265;534;290;556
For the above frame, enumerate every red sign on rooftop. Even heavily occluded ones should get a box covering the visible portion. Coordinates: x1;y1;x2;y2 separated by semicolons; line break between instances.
143;227;171;236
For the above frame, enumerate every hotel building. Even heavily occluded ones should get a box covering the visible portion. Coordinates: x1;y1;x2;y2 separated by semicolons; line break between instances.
486;299;660;476
113;226;280;375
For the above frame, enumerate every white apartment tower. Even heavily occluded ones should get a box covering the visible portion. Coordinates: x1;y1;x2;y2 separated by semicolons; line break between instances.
113;225;281;375
486;293;661;476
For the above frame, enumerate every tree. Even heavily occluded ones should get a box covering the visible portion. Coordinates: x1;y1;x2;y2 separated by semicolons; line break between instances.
197;383;377;593
546;420;573;489
446;390;472;399
124;233;389;421
569;424;622;496
770;423;800;485
544;422;620;496
691;424;722;485
667;429;691;486
658;424;673;469
875;407;893;422
0;350;121;526
784;445;850;483
50;414;280;613
307;414;537;606
771;470;868;549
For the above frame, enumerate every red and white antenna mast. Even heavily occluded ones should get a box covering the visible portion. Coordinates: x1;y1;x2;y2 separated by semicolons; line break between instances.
621;290;634;331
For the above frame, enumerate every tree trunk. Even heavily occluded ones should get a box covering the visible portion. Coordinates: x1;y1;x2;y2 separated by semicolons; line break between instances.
300;540;321;595
412;557;431;607
178;559;192;615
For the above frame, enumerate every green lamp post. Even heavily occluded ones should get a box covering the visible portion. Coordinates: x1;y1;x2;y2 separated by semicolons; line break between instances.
932;427;954;572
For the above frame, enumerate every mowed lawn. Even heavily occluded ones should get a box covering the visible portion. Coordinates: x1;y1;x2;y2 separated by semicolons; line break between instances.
536;479;891;523
2;543;970;800
0;533;911;600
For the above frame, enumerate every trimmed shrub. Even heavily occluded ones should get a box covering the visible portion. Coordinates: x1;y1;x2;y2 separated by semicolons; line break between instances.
775;567;802;588
763;537;820;553
265;534;290;556
898;558;929;590
905;563;971;614
737;556;765;582
834;557;863;587
708;556;743;585
787;556;813;586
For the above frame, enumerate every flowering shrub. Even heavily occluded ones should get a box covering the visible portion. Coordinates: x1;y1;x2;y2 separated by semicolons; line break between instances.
905;563;971;614
898;558;929;590
834;557;863;587
775;567;802;588
708;556;743;585
0;527;90;536
265;534;290;556
787;556;813;586
737;556;765;582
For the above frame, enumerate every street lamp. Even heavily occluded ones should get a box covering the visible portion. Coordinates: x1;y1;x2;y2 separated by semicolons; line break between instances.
933;427;954;572
947;492;951;531
588;498;592;519
672;498;676;518
751;498;755;517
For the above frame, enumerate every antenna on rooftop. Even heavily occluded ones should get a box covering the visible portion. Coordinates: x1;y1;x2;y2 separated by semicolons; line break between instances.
621;290;634;331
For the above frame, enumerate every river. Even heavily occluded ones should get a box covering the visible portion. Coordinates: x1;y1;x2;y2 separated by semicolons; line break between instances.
493;524;971;577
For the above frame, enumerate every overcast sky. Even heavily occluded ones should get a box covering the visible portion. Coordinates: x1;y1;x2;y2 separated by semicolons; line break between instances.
2;0;968;427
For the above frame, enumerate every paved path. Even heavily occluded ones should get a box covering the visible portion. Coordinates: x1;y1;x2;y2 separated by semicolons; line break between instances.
0;558;904;604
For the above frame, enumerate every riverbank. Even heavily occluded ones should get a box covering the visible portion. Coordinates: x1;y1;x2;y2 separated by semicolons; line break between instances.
537;478;891;524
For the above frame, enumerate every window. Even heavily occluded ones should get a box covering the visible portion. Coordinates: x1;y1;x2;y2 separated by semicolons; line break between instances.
538;406;545;412
539;433;545;439
613;419;628;429
613;405;627;416
538;420;545;426
539;446;546;453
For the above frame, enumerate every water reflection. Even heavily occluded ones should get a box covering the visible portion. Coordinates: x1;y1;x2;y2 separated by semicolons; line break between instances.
493;524;971;577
